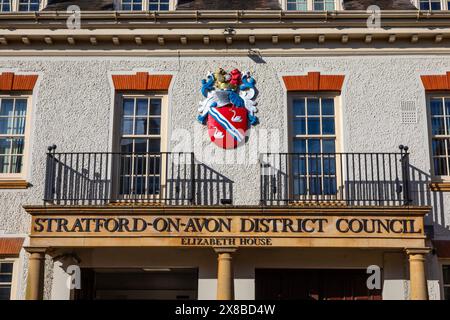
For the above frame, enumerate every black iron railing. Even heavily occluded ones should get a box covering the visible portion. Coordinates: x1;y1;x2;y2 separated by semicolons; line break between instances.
260;147;412;206
44;148;195;205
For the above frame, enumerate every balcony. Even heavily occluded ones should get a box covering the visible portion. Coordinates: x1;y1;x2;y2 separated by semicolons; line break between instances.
259;149;411;206
44;150;195;205
43;147;412;207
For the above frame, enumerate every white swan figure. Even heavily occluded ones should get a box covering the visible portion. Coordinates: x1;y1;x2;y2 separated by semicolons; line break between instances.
213;126;225;139
230;109;242;123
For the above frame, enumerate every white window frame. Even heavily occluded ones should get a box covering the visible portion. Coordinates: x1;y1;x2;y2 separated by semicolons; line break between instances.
0;259;18;301
441;263;450;300
0;94;32;180
116;0;176;11
282;0;342;10
427;95;450;181
113;93;168;200
413;0;449;10
288;93;342;199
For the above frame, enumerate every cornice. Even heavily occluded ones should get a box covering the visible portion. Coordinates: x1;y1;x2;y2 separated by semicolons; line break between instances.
0;10;450;29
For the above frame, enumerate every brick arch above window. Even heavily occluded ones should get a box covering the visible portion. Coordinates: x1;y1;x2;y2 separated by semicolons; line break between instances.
0;72;38;91
282;72;345;92
111;72;173;91
421;72;450;91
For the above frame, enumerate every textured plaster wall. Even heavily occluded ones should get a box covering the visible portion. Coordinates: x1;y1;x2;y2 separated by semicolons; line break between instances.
0;55;449;299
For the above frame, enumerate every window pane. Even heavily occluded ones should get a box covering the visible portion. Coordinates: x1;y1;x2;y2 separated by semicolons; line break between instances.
323;177;337;195
148;139;160;152
309;177;322;194
134;118;147;135
307;118;320;134
292;157;306;175
122;118;133;135
432;139;446;156
134;139;147;153
10;156;22;173
322;99;334;115
431;99;443;115
12;117;26;135
120;176;130;194
134;155;146;175
323;139;335;153
293;139;306;153
0;263;13;273
293;99;305;116
314;3;324;10
430;1;441;10
15;99;27;116
420;1;430;10
123;99;134;116
0;118;12;134
0;138;11;155
431;117;445;135
309;157;322;175
147;176;160;194
0;99;13;116
150;99;161;115
307;99;320;115
148;155;161;174
148;118;161;135
0;155;9;173
443;266;450;284
0;274;12;282
324;1;335;10
434;157;448;175
323;156;336;175
11;138;24;155
120;139;132;153
0;286;11;300
293;177;307;195
308;139;321;153
322;118;335;135
136;99;148;116
293;119;306;135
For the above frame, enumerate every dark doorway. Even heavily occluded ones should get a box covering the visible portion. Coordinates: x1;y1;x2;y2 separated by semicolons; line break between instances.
74;268;198;300
255;269;382;300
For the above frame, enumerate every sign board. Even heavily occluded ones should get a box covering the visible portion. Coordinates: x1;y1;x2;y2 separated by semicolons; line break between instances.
28;209;427;249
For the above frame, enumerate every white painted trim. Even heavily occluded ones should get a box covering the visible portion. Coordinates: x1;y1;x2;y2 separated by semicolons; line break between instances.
117;0;175;11
0;69;41;182
282;0;340;11
413;0;449;10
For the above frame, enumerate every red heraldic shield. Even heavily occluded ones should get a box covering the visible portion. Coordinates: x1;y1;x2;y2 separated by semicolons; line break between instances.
207;104;248;149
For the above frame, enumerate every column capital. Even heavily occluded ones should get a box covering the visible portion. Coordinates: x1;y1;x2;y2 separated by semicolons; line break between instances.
24;247;47;255
405;247;431;256
214;247;237;254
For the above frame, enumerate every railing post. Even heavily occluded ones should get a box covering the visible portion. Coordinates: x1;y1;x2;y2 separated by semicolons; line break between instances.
190;152;196;205
43;145;57;204
399;145;412;205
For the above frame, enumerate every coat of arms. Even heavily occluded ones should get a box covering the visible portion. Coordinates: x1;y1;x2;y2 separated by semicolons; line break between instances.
197;68;258;149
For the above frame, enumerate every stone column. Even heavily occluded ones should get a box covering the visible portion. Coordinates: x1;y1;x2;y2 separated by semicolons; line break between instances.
215;248;236;300
406;248;430;300
25;248;47;300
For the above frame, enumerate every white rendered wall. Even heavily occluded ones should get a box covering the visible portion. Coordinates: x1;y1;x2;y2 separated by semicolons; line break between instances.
0;55;448;298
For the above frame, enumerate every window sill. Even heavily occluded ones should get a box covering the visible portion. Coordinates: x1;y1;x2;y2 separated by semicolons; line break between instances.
0;180;30;189
429;182;450;192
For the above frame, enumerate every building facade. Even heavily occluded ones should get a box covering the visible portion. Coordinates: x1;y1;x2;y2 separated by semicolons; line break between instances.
0;0;450;300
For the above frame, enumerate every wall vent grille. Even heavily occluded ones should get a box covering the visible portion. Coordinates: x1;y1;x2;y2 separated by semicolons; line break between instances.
401;101;417;124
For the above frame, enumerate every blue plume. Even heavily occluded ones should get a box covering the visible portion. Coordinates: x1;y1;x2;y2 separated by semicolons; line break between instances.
248;114;258;126
228;91;245;107
240;74;256;91
197;114;208;124
201;75;215;98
